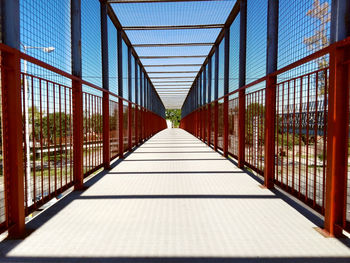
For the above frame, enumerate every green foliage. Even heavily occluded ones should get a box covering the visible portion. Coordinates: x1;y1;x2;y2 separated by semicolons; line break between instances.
165;109;181;128
28;106;73;143
245;103;265;145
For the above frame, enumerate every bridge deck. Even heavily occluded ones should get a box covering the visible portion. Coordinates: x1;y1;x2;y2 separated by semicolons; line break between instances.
0;128;349;262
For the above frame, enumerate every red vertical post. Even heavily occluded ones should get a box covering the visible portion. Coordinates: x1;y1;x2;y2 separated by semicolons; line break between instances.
135;106;138;145
263;75;276;189
324;46;350;237
1;50;25;238
263;0;278;188
72;79;84;190
238;90;245;168
118;99;124;158
214;101;218;151
128;102;132;150
223;97;229;157
223;27;230;157
102;91;110;169
207;104;211;145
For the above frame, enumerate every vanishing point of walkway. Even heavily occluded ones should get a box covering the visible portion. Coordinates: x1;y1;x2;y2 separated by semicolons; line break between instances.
0;129;349;262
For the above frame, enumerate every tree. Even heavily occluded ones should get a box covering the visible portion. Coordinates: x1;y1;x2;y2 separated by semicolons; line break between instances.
165;109;181;128
245;103;265;146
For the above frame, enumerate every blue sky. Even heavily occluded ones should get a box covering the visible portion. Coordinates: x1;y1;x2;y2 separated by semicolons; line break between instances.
19;0;331;109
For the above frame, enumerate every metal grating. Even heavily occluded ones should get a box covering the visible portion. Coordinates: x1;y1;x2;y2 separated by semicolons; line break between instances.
110;0;237;108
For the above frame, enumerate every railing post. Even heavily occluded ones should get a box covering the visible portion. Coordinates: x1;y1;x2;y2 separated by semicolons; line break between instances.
223;27;230;157
100;0;110;169
238;0;247;168
214;101;218;151
72;80;84;189
128;47;132;151
1;50;26;238
208;57;212;145
324;0;350;237
214;46;219;151
264;76;276;188
324;45;350;237
135;62;139;145
71;0;84;190
263;0;278;188
128;103;132;149
117;29;124;158
1;0;25;237
102;92;110;169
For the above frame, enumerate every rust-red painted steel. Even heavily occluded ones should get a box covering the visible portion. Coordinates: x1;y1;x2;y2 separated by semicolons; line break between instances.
1;50;26;238
264;76;276;189
223;97;229;157
0;43;166;235
324;46;350;237
180;37;350;237
73;80;84;190
103;92;111;169
238;89;245;168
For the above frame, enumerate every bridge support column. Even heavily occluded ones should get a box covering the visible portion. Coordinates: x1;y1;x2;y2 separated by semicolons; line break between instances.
324;0;350;237
101;0;111;169
238;0;247;168
1;0;26;238
71;0;84;190
263;0;278;189
223;27;230;158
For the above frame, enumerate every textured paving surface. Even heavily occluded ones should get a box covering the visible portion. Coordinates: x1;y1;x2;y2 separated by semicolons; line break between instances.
0;128;349;263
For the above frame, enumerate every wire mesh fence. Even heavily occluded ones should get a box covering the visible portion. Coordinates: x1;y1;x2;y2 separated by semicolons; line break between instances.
21;71;74;214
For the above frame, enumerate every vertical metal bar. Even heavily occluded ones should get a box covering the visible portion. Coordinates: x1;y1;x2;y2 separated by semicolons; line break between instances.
117;29;124;158
264;0;279;189
47;83;51;195
135;62;139;144
238;0;247;168
140;70;143;141
214;48;219;151
53;84;57;194
314;72;319;207
324;47;350;236
330;0;350;44
128;47;132;150
203;67;207;143
31;77;36;206
39;80;44;200
223;27;230;157
208;58;212;145
305;75;310;200
1;0;25;237
64;87;68;187
324;0;350;237
100;0;110;169
71;0;84;190
59;85;62;190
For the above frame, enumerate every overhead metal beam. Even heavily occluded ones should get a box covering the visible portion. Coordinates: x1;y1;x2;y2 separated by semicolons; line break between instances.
152;81;194;83
148;71;198;74
108;0;221;3
133;42;214;47
122;24;224;31
155;85;190;87
150;76;196;79
144;64;202;67
106;4;165;109
139;55;207;59
181;0;240;108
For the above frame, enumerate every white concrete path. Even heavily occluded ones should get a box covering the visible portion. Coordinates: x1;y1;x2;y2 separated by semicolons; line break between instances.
0;128;349;262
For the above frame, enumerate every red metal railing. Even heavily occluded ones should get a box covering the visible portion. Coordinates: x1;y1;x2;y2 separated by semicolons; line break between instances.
0;43;166;235
180;38;350;236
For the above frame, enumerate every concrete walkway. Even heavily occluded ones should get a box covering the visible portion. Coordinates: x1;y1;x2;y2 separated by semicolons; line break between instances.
0;128;349;262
